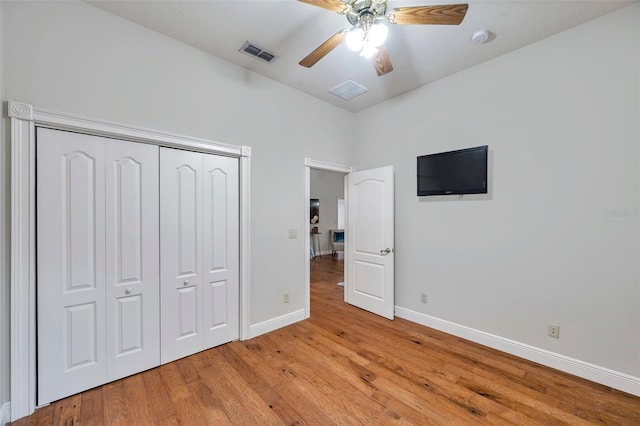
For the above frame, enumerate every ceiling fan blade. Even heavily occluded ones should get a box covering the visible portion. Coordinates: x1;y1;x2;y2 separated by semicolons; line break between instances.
299;30;347;68
388;4;468;25
297;0;349;14
374;46;394;76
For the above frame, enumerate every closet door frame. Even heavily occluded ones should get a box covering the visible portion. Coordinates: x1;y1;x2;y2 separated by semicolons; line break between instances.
8;100;252;421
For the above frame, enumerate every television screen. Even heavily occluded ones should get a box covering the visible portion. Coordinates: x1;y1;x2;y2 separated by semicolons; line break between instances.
417;145;488;196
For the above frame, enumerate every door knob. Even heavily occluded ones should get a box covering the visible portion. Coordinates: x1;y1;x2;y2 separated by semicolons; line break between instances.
380;248;392;255
183;280;189;286
124;288;132;295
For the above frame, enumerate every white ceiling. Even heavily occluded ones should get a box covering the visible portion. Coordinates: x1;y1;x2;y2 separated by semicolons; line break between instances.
88;0;633;112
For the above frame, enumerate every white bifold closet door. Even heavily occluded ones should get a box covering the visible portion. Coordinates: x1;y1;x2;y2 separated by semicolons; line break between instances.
160;147;239;364
37;128;160;405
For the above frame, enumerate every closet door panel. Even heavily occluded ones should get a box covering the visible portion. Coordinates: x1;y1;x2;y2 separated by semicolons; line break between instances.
37;128;107;405
177;286;198;336
202;155;239;347
160;148;203;363
105;140;160;380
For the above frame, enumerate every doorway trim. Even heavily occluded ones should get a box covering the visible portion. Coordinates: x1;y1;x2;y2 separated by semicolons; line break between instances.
8;101;252;421
304;158;354;318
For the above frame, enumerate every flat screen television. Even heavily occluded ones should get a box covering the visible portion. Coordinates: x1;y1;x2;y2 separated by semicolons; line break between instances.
417;145;488;196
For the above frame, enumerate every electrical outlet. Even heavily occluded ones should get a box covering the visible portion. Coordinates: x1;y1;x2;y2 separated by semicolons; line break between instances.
548;324;559;339
283;292;290;304
420;293;428;304
288;229;297;239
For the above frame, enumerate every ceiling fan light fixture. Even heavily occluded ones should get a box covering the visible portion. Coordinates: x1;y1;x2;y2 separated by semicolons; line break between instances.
298;0;470;76
346;27;365;51
346;22;388;55
360;44;378;58
368;23;388;47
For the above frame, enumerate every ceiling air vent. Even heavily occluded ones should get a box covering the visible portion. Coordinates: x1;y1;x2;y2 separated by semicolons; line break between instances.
240;41;277;63
329;80;368;101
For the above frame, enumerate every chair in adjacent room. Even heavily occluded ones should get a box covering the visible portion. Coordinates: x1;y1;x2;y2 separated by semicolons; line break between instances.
330;229;344;256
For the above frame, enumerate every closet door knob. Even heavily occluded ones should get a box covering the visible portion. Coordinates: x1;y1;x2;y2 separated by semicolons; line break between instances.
125;288;132;295
183;280;190;286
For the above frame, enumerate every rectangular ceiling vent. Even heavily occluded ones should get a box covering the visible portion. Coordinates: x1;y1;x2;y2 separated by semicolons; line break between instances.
329;80;368;101
240;41;277;63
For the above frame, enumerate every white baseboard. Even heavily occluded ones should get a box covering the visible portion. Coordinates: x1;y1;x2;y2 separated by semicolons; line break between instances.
1;402;10;426
395;306;640;397
249;309;306;339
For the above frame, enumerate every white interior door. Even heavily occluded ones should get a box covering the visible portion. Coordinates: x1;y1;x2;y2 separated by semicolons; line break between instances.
105;140;160;380
37;129;161;404
37;129;107;404
160;148;239;363
160;148;204;363
202;154;239;348
35;128;240;405
346;166;395;319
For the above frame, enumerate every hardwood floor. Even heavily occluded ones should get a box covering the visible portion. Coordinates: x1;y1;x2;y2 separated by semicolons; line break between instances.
14;254;640;425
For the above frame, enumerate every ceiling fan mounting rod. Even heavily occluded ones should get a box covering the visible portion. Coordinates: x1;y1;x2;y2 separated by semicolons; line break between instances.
358;11;375;31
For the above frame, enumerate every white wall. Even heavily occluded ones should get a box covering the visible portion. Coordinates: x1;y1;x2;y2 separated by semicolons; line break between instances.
1;0;354;386
354;4;640;377
2;1;639;411
0;2;9;423
310;169;345;254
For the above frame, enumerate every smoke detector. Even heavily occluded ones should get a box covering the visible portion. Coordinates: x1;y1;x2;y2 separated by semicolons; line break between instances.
471;30;490;44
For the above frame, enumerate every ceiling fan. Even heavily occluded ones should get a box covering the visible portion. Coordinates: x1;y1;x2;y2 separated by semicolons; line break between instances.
298;0;468;76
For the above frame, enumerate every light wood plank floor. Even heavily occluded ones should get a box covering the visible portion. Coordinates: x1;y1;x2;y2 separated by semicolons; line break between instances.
14;254;640;425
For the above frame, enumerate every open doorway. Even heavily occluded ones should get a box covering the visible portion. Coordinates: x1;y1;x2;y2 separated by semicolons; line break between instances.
304;158;353;318
310;170;345;302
